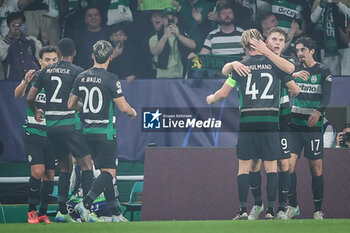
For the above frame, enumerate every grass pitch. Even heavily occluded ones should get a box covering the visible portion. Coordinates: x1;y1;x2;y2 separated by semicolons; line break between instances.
0;219;349;233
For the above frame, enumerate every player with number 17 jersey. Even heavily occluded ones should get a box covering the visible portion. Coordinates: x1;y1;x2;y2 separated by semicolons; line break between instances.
71;67;123;141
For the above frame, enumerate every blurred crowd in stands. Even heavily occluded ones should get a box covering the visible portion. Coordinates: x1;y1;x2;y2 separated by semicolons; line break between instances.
1;0;350;81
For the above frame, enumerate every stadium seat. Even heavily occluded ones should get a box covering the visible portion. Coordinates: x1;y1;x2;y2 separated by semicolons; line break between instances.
121;181;143;221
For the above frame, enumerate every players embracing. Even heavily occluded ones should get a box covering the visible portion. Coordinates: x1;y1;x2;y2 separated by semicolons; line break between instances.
207;28;299;220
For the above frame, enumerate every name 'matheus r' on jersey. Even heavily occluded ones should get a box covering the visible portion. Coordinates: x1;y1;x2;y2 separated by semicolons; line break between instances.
34;60;84;132
291;62;332;132
24;72;47;137
233;55;292;132
71;67;124;140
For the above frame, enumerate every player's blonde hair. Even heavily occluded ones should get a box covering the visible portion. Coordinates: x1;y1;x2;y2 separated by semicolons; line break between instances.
241;29;264;51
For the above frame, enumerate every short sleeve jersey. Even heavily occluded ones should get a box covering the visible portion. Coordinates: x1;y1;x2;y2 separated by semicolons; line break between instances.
71;67;123;140
34;60;84;132
233;55;292;132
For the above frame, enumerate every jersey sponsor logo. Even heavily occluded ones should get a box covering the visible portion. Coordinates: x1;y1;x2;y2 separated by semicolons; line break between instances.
35;93;46;103
297;83;321;94
273;5;302;19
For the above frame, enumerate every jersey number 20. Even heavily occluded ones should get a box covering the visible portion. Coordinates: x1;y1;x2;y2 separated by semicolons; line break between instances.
79;86;103;113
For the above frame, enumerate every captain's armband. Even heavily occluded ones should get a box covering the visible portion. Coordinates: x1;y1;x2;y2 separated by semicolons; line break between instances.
225;76;236;88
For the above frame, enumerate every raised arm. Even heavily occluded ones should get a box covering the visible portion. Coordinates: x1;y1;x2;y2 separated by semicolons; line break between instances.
149;28;171;56
14;70;36;98
250;38;295;74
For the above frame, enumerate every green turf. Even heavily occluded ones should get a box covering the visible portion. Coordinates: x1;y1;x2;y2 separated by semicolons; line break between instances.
0;219;349;233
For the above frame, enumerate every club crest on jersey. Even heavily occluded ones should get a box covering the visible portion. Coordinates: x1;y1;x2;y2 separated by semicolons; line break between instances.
311;75;318;84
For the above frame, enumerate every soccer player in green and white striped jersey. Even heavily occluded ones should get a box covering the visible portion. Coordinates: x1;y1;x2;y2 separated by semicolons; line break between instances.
27;38;94;223
287;37;332;220
14;46;59;224
207;29;299;220
222;27;303;220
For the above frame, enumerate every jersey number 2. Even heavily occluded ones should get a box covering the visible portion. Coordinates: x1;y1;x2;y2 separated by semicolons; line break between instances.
50;76;62;103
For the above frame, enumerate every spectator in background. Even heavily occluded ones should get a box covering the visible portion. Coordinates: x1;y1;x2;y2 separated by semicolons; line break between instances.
335;123;350;148
149;7;196;78
242;0;272;23
133;10;163;79
23;0;60;46
174;0;215;52
200;5;244;56
189;5;244;78
266;0;312;34
258;12;278;38
311;0;350;75
208;0;253;29
338;13;350;75
0;0;33;38
0;0;33;80
57;0;89;38
0;11;41;81
108;25;137;83
71;6;108;70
